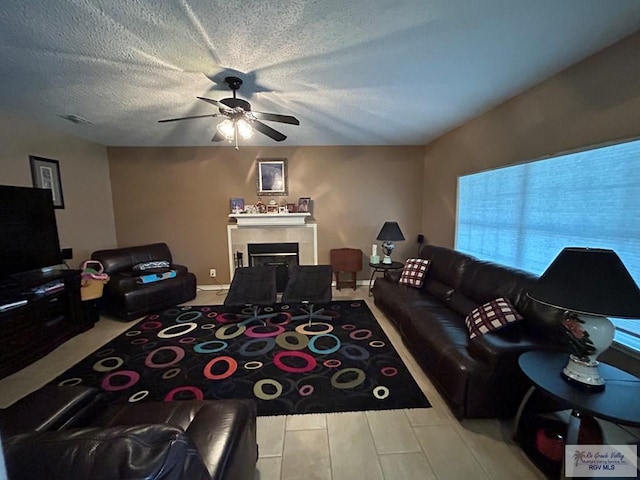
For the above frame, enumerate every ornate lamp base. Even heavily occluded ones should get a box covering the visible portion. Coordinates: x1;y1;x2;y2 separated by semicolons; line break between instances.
562;355;605;391
561;314;615;391
381;242;394;264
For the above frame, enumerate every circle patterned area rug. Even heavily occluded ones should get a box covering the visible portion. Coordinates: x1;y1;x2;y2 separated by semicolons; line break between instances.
53;300;431;416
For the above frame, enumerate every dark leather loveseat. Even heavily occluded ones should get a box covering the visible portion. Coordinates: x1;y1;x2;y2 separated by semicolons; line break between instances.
0;385;257;480
372;244;565;419
92;242;197;321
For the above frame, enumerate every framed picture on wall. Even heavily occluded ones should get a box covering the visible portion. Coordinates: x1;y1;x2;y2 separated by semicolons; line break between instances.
256;158;288;196
29;156;64;209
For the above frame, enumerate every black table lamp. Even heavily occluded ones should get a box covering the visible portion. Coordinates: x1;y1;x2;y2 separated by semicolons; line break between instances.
527;247;640;390
376;222;405;264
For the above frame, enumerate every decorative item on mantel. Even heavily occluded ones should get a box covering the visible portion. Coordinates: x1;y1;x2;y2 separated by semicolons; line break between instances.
297;197;311;213
230;198;244;214
267;199;278;213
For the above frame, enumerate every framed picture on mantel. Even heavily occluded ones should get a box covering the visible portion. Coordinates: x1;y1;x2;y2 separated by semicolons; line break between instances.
297;197;311;213
256;158;288;196
230;198;244;214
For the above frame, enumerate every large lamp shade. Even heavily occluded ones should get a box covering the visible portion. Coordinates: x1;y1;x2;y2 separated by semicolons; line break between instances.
528;247;640;389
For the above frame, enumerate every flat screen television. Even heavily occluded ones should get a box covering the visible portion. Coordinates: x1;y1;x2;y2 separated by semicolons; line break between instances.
0;185;62;281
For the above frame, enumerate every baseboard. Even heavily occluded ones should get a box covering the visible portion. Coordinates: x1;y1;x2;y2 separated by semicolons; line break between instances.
198;284;230;291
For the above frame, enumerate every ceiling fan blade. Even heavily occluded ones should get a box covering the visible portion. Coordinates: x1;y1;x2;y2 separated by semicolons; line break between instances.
253;120;287;142
253;112;300;125
196;96;222;107
158;114;218;123
212;131;225;142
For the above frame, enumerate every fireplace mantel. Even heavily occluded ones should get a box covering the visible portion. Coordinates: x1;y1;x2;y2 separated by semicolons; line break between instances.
228;213;310;227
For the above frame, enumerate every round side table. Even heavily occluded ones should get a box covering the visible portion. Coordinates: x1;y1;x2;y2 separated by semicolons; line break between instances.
514;350;640;477
368;261;403;296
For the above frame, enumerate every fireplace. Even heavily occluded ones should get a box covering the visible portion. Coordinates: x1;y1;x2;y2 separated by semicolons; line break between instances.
227;216;317;288
248;243;299;292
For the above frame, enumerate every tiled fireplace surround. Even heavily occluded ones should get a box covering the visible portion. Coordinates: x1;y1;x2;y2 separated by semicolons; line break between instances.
226;220;318;280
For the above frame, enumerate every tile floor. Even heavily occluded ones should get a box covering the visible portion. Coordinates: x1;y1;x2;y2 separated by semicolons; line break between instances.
0;285;545;480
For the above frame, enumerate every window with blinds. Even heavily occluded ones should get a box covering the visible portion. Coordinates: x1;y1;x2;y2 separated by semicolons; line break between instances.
455;138;640;351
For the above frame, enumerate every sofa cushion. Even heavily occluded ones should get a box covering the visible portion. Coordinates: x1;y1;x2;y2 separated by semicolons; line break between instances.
465;297;523;339
136;269;177;284
399;258;430;287
419;245;476;290
448;291;480;317
423;278;454;301
106;265;189;292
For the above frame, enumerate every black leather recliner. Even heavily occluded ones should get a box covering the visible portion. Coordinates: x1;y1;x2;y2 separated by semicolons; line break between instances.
91;242;197;321
0;385;257;480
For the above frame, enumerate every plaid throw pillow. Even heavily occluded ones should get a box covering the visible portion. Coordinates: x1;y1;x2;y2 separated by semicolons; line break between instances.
465;297;523;339
399;258;430;288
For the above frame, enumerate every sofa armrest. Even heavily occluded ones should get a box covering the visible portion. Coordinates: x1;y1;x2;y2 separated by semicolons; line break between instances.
93;399;258;480
466;327;552;371
4;424;209;480
0;386;101;436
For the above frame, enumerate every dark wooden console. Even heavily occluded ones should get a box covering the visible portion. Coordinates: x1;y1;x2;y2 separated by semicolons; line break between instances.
0;269;95;379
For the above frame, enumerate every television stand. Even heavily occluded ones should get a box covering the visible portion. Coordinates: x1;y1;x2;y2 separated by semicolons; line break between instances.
0;269;95;379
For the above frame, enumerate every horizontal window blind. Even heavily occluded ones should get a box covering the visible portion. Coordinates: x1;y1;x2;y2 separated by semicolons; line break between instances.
456;138;640;350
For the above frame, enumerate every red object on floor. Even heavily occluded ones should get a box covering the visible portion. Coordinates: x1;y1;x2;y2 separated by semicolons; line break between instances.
535;428;565;462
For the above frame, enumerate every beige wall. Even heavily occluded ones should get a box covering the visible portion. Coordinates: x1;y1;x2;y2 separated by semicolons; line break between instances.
422;31;640;248
106;146;425;284
0;112;117;267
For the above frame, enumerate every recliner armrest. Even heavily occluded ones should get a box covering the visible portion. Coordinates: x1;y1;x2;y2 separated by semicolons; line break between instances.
466;327;550;370
4;424;210;480
0;385;101;436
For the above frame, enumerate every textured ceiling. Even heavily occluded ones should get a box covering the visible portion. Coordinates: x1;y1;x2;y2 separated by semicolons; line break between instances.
1;0;639;147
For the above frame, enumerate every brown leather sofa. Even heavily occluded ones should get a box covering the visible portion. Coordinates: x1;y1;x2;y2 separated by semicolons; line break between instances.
372;244;566;419
92;242;197;321
0;385;257;480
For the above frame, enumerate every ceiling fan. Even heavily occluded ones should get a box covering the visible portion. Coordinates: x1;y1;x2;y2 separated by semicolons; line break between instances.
158;76;299;148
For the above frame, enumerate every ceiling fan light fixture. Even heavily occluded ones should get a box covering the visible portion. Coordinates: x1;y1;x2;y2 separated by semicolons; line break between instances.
160;75;298;146
217;119;235;140
237;118;253;139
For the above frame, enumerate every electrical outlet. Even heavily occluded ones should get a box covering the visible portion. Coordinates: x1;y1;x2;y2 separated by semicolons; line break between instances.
209;268;216;278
